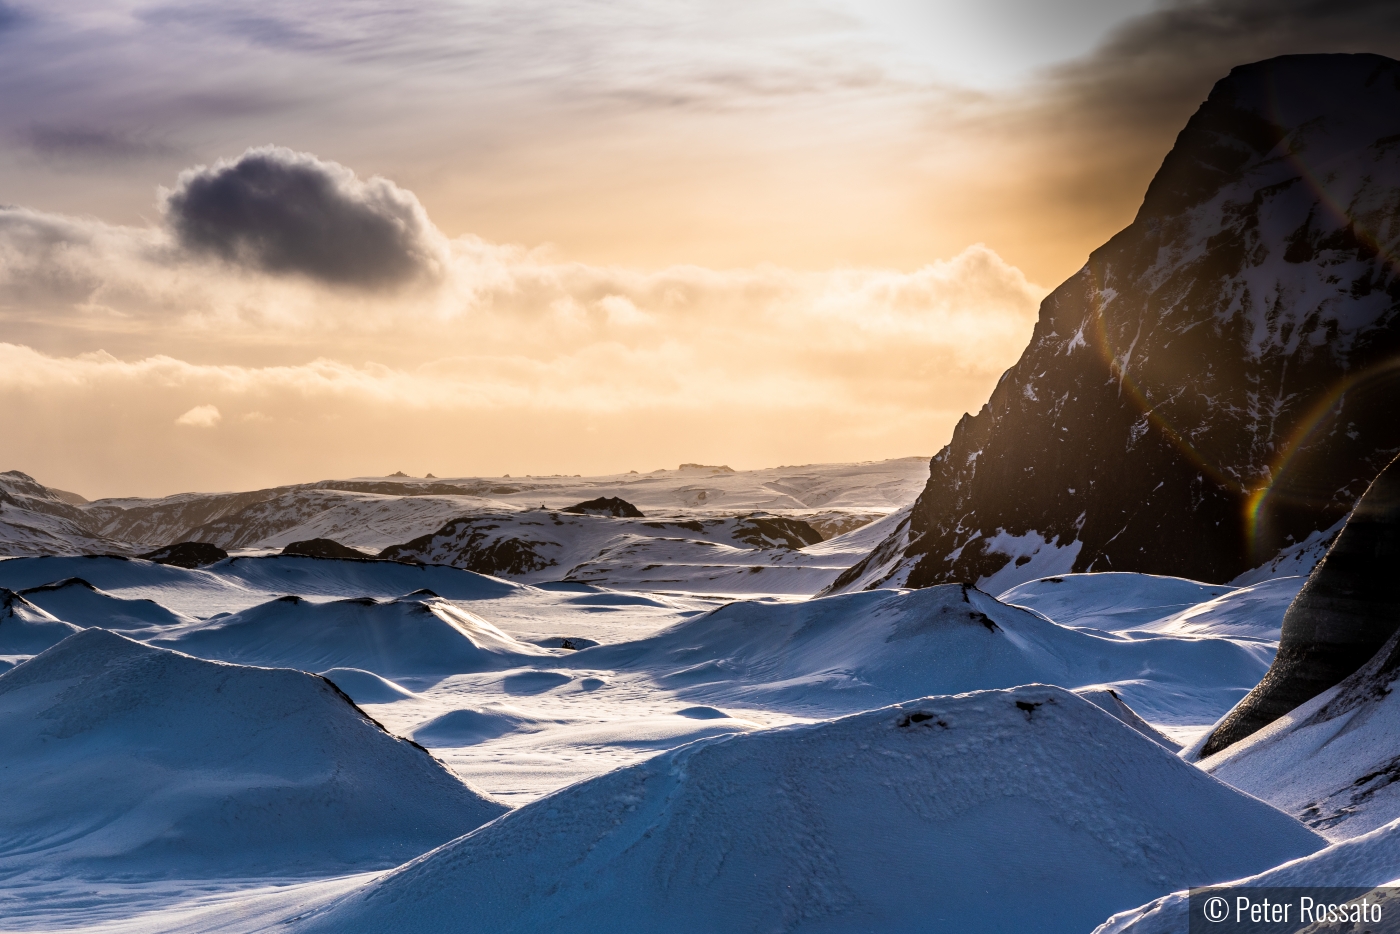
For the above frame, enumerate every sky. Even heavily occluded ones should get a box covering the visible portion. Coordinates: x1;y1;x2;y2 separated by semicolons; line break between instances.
3;0;1400;498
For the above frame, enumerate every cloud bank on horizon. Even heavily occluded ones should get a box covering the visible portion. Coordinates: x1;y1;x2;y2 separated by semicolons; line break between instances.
2;0;1400;496
0;146;1044;497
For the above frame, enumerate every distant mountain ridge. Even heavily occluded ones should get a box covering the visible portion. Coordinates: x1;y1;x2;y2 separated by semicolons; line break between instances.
0;461;926;593
835;54;1400;594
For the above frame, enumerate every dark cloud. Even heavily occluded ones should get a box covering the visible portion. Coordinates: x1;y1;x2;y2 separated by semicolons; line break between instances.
0;2;24;34
971;0;1400;277
163;146;444;289
26;125;179;163
1056;0;1400;128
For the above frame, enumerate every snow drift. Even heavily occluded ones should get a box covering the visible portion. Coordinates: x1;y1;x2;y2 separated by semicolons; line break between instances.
17;577;195;633
292;686;1323;934
585;583;1273;722
0;588;82;655
0;629;506;878
157;595;549;678
1095;817;1400;934
1200;624;1400;839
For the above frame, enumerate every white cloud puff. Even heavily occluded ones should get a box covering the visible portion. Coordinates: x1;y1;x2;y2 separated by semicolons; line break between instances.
174;404;221;427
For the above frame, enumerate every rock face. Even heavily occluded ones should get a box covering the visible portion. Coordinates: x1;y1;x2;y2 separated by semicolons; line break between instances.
282;537;374;559
1201;453;1400;756
838;54;1400;594
139;541;228;568
562;496;645;518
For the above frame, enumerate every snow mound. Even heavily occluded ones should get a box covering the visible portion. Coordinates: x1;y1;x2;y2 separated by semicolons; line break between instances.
1136;576;1303;640
1200;626;1400;839
292;686;1322;934
321;667;418;703
18;577;195;632
0;555;249;619
999;572;1234;632
412;705;550;746
586;583;1273;721
0;588;82;654
213;555;520;601
0;629;507;878
1095;817;1400;934
0;555;201;592
1074;687;1181;751
157;595;549;678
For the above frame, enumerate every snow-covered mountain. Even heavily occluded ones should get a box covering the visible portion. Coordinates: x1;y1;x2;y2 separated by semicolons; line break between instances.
837;54;1400;594
0;471;124;557
0;459;927;593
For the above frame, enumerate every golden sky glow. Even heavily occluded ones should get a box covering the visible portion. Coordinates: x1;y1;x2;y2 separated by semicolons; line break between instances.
1;1;1398;496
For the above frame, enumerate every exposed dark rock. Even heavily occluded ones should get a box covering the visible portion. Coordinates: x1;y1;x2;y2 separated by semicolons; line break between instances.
731;515;822;550
281;538;373;560
562;497;644;518
378;518;556;577
1202;452;1400;755
138;541;228;568
846;54;1400;593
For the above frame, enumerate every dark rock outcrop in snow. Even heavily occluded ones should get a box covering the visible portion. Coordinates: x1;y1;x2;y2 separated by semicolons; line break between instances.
562;496;645;518
139;541;228;568
840;54;1400;594
282;538;373;559
1202;452;1400;755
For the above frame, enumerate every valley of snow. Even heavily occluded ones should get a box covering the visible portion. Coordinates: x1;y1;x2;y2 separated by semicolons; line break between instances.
0;538;1356;933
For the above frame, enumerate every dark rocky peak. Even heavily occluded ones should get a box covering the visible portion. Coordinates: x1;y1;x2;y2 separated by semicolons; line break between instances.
732;514;823;550
1202;452;1400;755
139;542;228;568
281;538;375;560
562;497;644;518
841;53;1400;595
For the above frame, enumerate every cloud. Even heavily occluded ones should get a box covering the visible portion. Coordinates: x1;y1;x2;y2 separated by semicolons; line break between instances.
162;146;447;288
25;124;180;163
175;404;221;427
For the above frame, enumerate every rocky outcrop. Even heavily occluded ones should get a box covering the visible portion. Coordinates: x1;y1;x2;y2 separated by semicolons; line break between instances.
562;497;645;518
841;54;1400;593
138;542;228;568
282;538;375;560
1201;453;1400;755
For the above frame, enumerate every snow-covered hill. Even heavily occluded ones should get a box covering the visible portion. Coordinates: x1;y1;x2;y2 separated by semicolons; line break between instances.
0;629;506;879
840;54;1400;595
290;687;1322;934
580;582;1274;725
155;594;551;678
1096;817;1400;934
